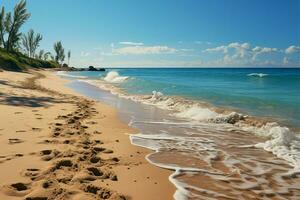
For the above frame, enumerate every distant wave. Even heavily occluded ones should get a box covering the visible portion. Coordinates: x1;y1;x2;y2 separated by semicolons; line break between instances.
103;71;129;83
247;73;268;77
57;71;87;79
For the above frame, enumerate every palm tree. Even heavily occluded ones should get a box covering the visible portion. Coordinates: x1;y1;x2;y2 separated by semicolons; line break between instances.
67;50;71;66
36;49;44;59
22;29;43;58
0;0;31;52
54;41;65;65
0;7;6;47
43;52;51;61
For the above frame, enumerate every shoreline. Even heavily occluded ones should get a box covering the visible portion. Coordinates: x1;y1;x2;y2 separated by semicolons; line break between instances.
0;69;175;199
74;75;299;131
61;70;300;199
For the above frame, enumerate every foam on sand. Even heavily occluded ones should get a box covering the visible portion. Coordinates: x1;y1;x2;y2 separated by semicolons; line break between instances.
129;133;223;200
79;76;300;177
242;122;300;172
56;71;87;79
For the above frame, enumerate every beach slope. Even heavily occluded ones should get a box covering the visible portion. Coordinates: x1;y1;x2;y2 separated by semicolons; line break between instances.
0;70;175;200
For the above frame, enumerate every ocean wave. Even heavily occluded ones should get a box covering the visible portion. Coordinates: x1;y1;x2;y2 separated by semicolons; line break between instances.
241;122;300;171
56;71;87;79
103;71;129;83
79;79;300;171
247;73;268;77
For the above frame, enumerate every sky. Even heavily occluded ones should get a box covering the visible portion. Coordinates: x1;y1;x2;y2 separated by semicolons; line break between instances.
1;0;300;67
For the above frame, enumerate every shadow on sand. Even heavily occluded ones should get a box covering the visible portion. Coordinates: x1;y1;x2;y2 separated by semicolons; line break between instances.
0;93;68;107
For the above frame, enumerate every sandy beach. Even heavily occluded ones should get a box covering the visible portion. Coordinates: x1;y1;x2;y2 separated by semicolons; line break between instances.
0;69;175;200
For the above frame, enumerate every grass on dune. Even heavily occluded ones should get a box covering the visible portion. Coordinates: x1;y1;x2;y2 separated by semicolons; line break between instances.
0;48;59;71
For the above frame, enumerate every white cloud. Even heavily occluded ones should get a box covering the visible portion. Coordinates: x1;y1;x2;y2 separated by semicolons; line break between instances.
203;42;251;63
119;41;144;46
195;41;212;45
80;51;90;57
78;42;300;67
228;42;250;59
285;45;300;54
203;45;228;53
113;45;178;55
180;48;194;52
203;42;283;65
252;46;277;60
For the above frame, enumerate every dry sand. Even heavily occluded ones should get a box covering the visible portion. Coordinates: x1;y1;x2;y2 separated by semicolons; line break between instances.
0;70;175;200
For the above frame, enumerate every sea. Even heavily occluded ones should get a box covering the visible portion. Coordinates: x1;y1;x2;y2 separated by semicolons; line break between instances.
58;68;300;199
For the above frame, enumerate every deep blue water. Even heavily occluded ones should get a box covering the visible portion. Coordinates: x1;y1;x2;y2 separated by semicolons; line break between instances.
63;68;300;127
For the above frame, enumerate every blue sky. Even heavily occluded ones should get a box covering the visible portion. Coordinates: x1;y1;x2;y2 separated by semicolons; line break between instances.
2;0;300;67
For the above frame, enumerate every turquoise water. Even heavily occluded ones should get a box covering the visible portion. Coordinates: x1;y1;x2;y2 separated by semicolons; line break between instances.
63;68;300;127
63;68;300;199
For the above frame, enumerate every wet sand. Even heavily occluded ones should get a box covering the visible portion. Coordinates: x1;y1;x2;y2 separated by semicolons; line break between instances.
63;75;300;200
0;70;175;200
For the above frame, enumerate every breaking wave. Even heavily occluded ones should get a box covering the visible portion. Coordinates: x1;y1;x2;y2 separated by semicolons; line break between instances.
103;71;129;83
247;73;268;77
79;79;300;173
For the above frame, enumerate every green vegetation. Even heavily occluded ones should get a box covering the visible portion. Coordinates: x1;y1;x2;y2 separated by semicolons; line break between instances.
67;50;71;66
0;47;59;71
22;29;43;58
54;41;65;65
0;0;30;52
0;0;70;71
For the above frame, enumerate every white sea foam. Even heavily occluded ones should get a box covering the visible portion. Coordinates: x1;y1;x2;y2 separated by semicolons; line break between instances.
78;78;300;172
56;71;87;79
103;71;129;83
174;106;219;120
247;73;268;77
241;122;300;171
129;133;226;200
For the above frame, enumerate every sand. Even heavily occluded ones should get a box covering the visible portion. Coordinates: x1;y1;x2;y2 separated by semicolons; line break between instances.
0;70;175;200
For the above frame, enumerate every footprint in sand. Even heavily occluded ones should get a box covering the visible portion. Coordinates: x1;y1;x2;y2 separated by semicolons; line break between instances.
86;121;97;125
8;138;24;144
14;112;23;114
90;156;101;164
10;182;29;191
83;184;126;199
22;168;40;180
52;159;73;170
38;139;59;144
103;149;114;154
87;167;104;177
0;155;7;163
16;130;26;133
109;157;120;163
55;123;63;126
40;149;60;161
93;131;102;135
1;182;30;195
81;125;89;129
32;127;42;132
57;115;68;120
